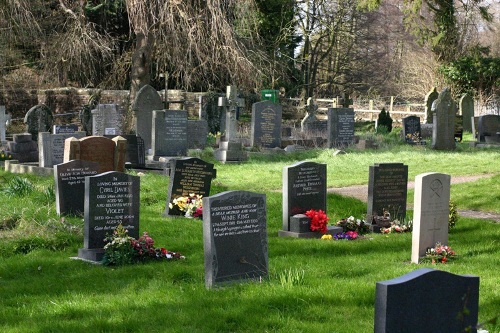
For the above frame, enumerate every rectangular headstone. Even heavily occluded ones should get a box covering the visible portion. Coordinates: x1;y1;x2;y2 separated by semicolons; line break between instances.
0;105;7;142
251;101;282;148
327;108;355;148
411;172;451;263
91;104;125;136
78;171;140;262
203;190;268;288
187;120;209;149
375;268;479;333
39;131;85;167
402;116;421;143
282;161;327;232
53;124;79;134
164;157;215;216
477;114;500;142
106;134;145;168
367;163;408;222
54;160;100;216
152;110;188;158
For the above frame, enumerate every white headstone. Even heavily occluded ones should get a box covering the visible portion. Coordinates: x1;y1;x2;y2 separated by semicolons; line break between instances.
411;172;451;263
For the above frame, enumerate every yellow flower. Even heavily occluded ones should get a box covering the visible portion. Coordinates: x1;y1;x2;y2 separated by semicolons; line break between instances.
321;234;332;240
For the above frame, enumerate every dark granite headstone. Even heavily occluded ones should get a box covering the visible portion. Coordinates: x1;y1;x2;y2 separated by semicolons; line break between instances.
281;161;326;232
251;100;282;148
367;163;408;223
402;116;421;143
327;108;355;148
477;114;500;142
374;268;479;333
152;110;188;158
164;157;215;216
202;190;268;288
187;119;209;149
78;171;140;262
53;124;79;134
54;160;99;216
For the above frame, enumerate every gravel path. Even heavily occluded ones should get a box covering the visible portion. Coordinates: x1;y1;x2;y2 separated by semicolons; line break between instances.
328;174;500;222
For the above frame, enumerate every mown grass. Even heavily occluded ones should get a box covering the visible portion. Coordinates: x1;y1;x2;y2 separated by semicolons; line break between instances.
0;139;499;333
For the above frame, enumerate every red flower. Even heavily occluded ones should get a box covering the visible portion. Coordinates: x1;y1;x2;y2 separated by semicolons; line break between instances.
305;209;329;234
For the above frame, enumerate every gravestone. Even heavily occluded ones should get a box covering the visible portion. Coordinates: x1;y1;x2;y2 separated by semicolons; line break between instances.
402;116;421;143
6;133;38;163
424;87;438;124
374;268;479;333
152;110;188;158
431;88;456;150
251;100;282;149
0;105;7;142
79;105;93;136
106;134;145;168
164;157;215;216
187;120;209;149
202;190;268;288
367;163;408;225
24;104;54;140
53;124;79;134
280;161;327;236
54;160;100;215
132;84;164;152
459;93;474;132
78;171;140;262
39;131;86;167
411;172;451;263
91;104;125;136
301;97;320;133
327;107;355;148
64;136;127;173
477;114;500;142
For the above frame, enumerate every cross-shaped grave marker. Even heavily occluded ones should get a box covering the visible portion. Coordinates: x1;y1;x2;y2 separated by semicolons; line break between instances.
218;85;245;142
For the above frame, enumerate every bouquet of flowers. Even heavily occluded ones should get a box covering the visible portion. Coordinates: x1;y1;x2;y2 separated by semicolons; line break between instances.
380;220;412;234
336;216;370;234
423;242;456;264
334;231;359;240
169;193;203;218
305;209;329;234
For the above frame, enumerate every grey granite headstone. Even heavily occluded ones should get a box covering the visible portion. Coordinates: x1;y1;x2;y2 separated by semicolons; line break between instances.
251;100;282;148
6;133;38;162
411;172;450;263
164;157;215;216
432;88;456;150
24;104;54;140
375;268;479;333
281;161;327;232
203;190;268;288
39;131;86;167
477;114;500;142
132;84;164;152
459;93;474;132
424;87;438;124
54;160;99;216
367;163;408;223
402;116;421;143
327;108;355;148
78;171;140;262
0;105;7;142
91;104;125;136
53;124;79;134
187;120;209;149
152;110;188;158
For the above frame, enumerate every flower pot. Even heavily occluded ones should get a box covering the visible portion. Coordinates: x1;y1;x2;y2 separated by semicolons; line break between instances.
289;214;311;233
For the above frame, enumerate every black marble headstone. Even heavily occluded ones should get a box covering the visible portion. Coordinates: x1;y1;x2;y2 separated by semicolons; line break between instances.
78;171;140;261
164;157;215;216
327;108;355;148
375;268;479;333
367;163;408;222
281;161;327;231
477;114;500;142
202;190;268;288
402;116;421;142
54;160;99;216
251;101;282;148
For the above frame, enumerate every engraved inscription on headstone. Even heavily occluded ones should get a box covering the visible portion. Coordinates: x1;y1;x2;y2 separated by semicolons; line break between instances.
251;101;282;148
327;108;355;148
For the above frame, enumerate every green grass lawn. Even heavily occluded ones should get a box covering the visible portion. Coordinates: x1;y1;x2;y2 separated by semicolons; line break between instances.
1;142;499;333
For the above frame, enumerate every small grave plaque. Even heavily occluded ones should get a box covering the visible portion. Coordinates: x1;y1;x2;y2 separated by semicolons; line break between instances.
375;268;479;333
78;171;140;262
53;124;78;134
54;160;99;215
164;157;215;216
203;190;268;288
251;100;282;148
327;108;355;148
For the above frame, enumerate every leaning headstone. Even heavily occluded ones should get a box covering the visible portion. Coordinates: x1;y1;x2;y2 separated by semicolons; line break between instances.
424;87;438;124
53;124;79;134
431;88;456;150
78;171;140;262
63;136;127;173
411;172;451;263
6;133;38;163
402;116;421;143
54;160;99;216
459;93;474;132
477;114;500;142
203;190;268;288
251;100;282;149
164;157;215;216
367;163;408;227
91;104;125;136
24;104;53;140
132;84;164;152
280;161;327;236
151;110;188;158
39;131;86;167
374;268;479;333
327;107;355;148
187;119;209;149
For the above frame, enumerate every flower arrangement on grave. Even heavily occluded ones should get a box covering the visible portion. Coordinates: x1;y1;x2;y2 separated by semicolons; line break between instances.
380;219;413;234
169;193;203;218
405;132;422;144
320;231;358;240
0;150;12;161
423;242;457;264
305;209;329;233
336;216;370;234
102;224;185;266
